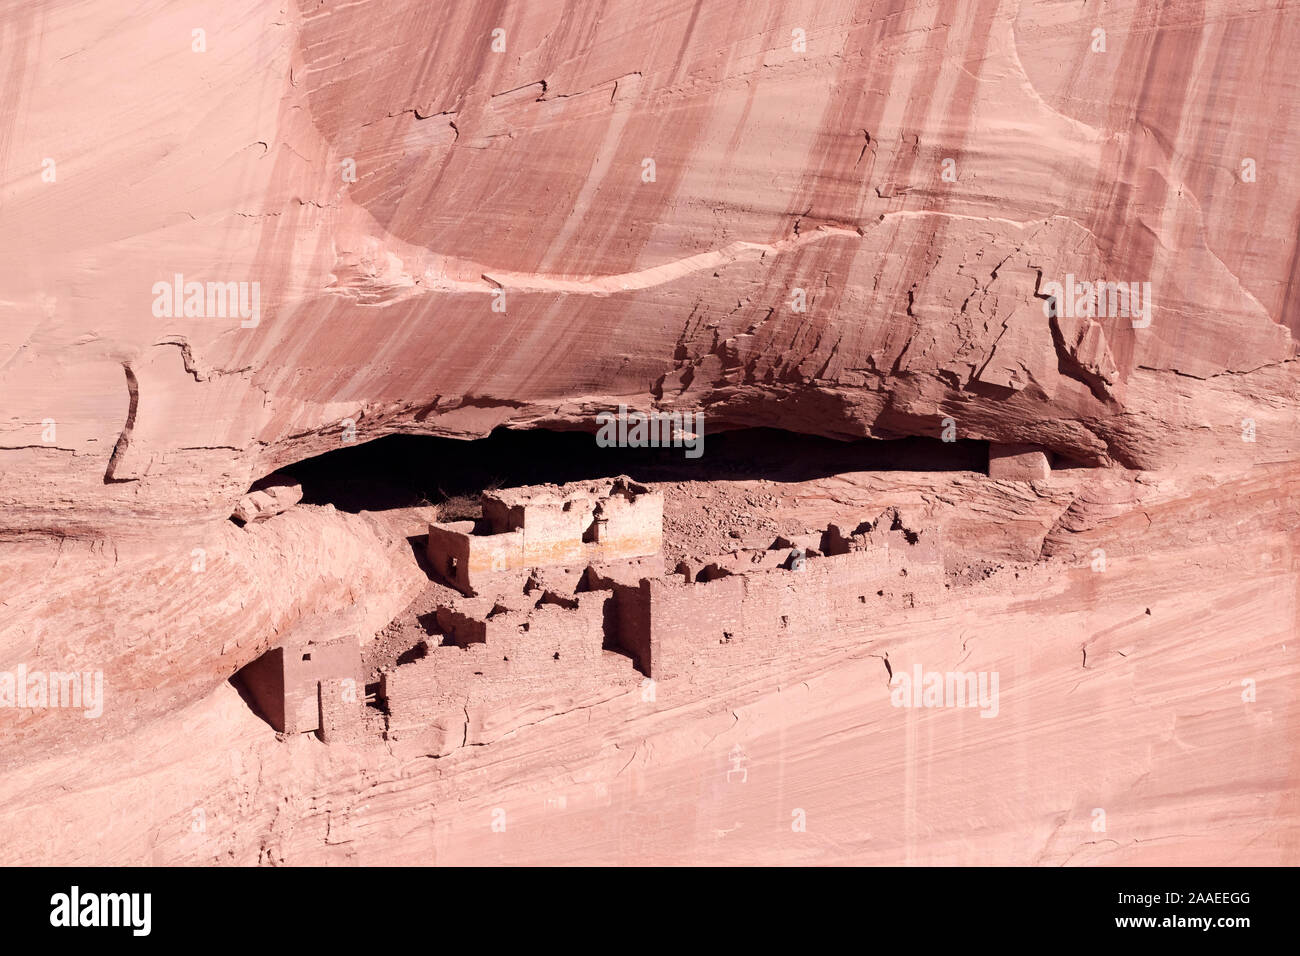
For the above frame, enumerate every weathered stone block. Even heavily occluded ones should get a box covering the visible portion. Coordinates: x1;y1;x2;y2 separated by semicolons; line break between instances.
988;444;1051;482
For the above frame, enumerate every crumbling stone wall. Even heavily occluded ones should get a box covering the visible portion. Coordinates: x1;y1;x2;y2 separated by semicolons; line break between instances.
380;591;610;748
236;633;361;736
427;477;662;595
588;484;662;560
392;512;944;756
633;532;944;680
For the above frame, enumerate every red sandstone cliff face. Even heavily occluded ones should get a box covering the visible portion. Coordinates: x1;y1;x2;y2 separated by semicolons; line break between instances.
1;0;1297;537
0;1;1297;867
0;505;428;767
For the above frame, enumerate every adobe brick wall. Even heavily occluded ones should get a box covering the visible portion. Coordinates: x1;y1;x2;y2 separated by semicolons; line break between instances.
281;635;362;734
639;538;944;680
485;594;607;669
428;479;662;595
427;521;538;596
588;489;662;562
647;572;748;679
585;554;665;588
521;500;588;565
236;634;361;736
380;592;610;741
435;606;489;645
425;522;478;594
317;677;362;743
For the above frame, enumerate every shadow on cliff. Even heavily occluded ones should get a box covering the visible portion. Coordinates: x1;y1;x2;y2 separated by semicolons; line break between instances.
280;427;987;514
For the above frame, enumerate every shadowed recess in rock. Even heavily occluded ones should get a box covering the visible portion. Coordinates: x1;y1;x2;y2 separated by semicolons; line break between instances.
276;428;990;513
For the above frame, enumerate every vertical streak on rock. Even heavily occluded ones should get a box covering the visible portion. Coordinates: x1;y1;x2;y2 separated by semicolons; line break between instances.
103;363;139;483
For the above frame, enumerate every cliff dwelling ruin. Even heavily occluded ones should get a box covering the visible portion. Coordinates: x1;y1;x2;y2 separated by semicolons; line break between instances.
235;628;363;743
231;434;961;760
9;0;1297;879
217;422;1076;756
